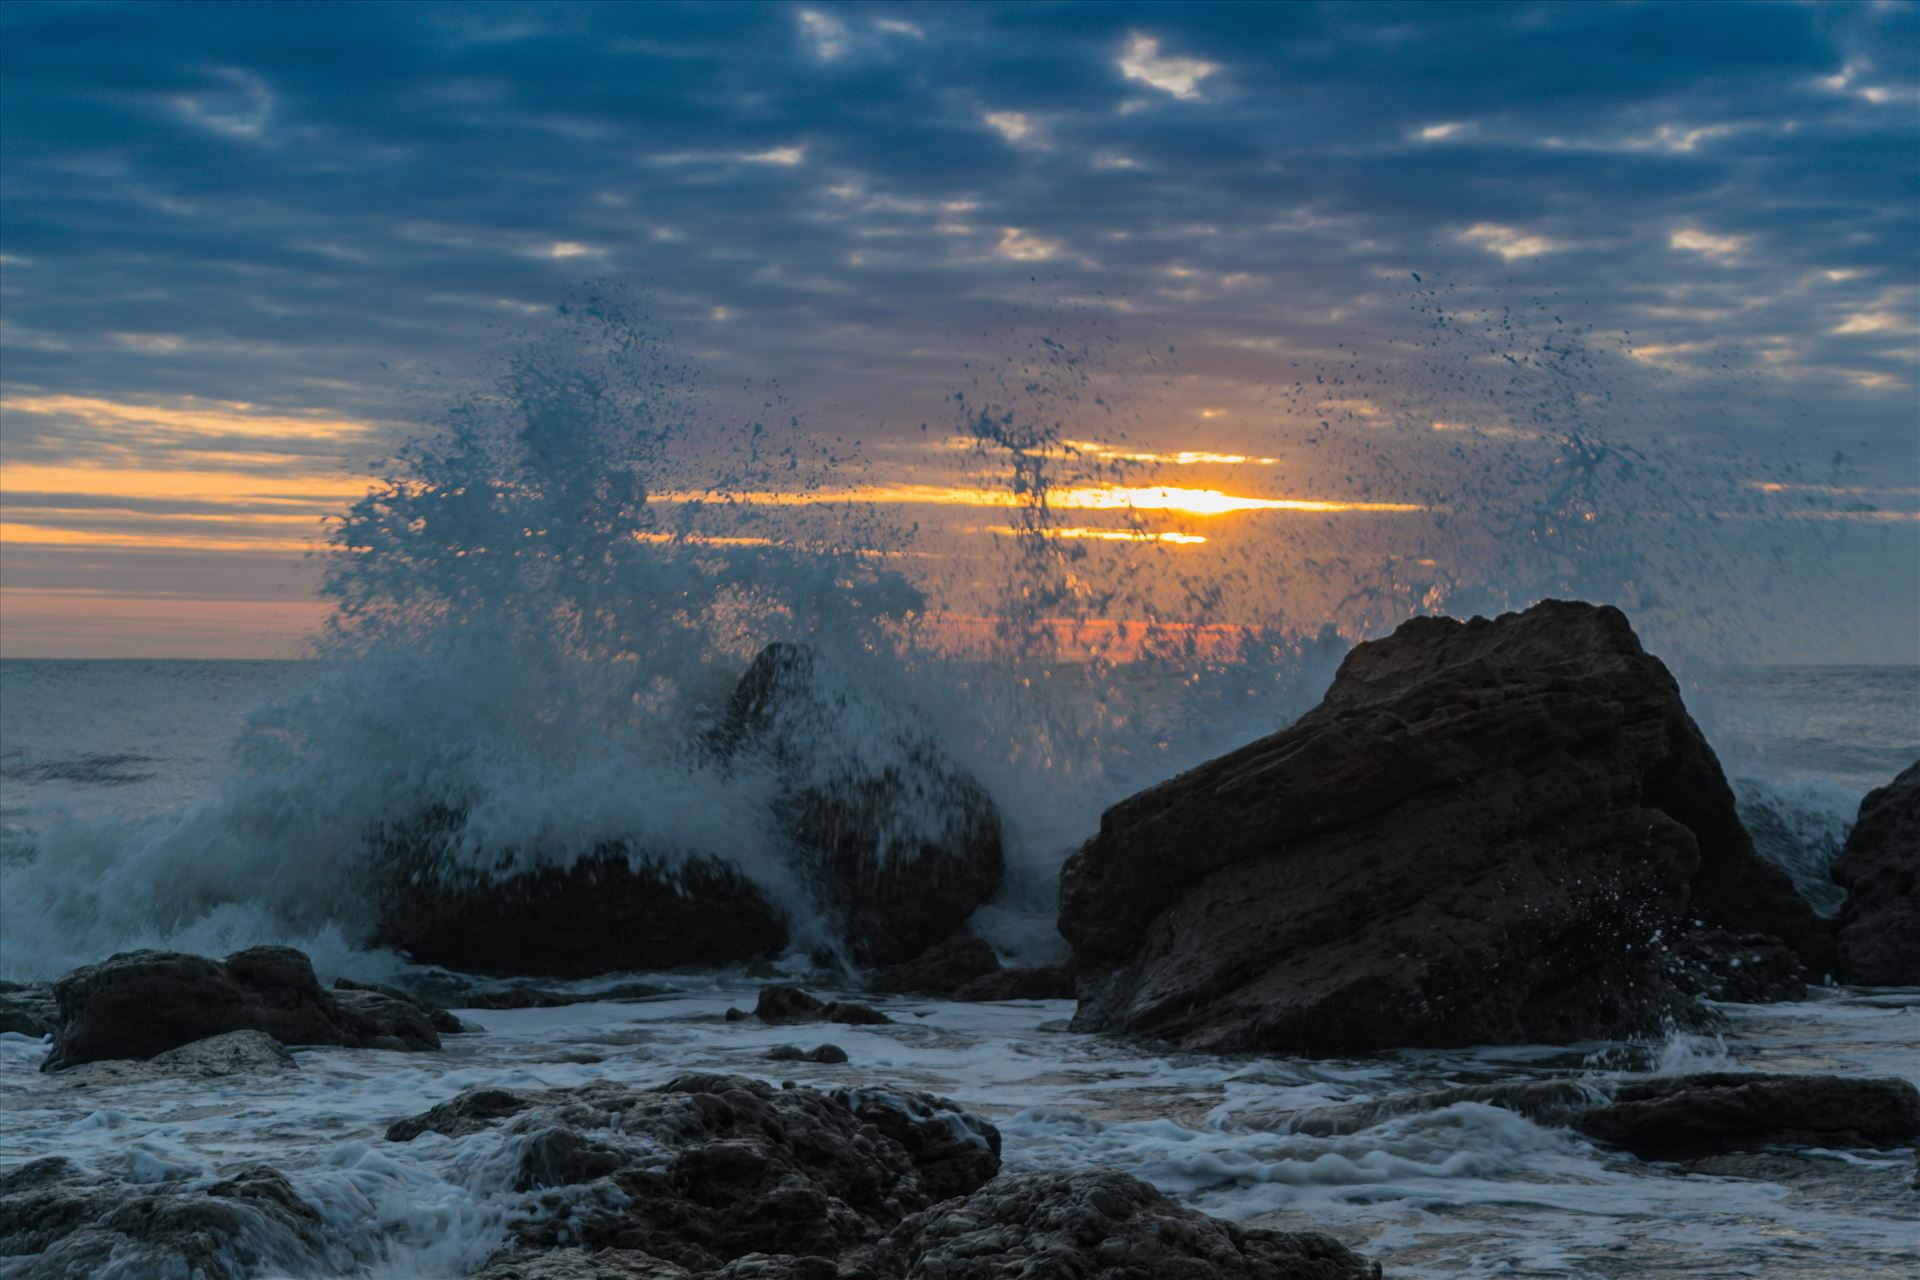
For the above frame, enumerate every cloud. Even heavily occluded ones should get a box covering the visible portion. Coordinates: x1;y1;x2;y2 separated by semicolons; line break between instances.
1117;33;1219;99
1459;223;1562;260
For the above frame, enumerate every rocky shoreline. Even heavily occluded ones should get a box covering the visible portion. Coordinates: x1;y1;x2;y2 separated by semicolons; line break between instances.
2;602;1915;1278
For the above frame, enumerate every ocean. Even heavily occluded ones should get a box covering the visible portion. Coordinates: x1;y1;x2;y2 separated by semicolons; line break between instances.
1;655;1915;1277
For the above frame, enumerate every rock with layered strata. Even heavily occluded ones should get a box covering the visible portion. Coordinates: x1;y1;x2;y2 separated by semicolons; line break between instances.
724;644;1005;966
1830;760;1920;986
1061;601;1832;1054
40;946;441;1071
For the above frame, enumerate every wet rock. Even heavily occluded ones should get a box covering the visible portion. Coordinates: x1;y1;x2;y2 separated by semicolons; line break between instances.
1061;601;1833;1054
0;1157;333;1280
952;965;1075;1002
389;1074;999;1271
471;1250;696;1279
753;985;892;1026
375;811;789;978
723;644;1005;966
1831;760;1920;985
874;1169;1381;1280
57;1031;298;1084
865;934;1001;996
0;980;58;1038
766;1044;849;1064
41;947;439;1071
457;982;674;1010
1571;1071;1920;1156
1669;930;1810;1003
333;976;475;1032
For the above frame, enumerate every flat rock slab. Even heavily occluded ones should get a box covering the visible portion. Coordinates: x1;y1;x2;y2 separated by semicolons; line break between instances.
1571;1071;1920;1156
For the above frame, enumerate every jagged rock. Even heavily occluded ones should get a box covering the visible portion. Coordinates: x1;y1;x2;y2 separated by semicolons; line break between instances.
375;811;789;978
0;1157;334;1279
388;1074;999;1271
55;1031;298;1085
1570;1071;1920;1156
471;1250;696;1279
1831;760;1920;985
1061;601;1832;1054
873;1169;1381;1280
865;934;1001;996
40;946;439;1071
953;966;1076;1002
723;644;1005;966
766;1044;849;1064
753;985;892;1026
0;980;58;1038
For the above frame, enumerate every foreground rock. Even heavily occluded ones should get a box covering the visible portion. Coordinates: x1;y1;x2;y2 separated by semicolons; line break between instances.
1062;601;1833;1054
375;811;789;978
1571;1072;1920;1157
0;1157;336;1280
40;947;448;1071
873;1169;1381;1280
751;985;893;1026
389;1074;1001;1269
722;643;1005;966
1831;760;1920;985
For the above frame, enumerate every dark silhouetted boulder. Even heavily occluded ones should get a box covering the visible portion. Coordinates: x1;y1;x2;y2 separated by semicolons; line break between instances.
40;947;441;1071
1061;601;1833;1054
1831;760;1920;985
865;934;1001;996
388;1074;999;1271
1571;1072;1920;1156
0;981;57;1039
724;644;1005;966
752;985;892;1026
766;1043;848;1064
375;810;789;978
873;1169;1381;1280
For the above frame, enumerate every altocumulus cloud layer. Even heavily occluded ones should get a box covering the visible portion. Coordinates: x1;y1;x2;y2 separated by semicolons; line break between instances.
0;1;1915;656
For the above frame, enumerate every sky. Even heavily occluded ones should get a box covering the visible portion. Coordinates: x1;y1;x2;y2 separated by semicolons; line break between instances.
2;0;1916;660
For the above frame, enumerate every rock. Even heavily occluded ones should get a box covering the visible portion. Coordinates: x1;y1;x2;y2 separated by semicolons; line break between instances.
952;965;1076;1002
722;644;1005;966
471;1250;697;1279
0;980;58;1038
1571;1071;1920;1156
375;811;789;978
873;1169;1381;1280
333;976;474;1032
1831;760;1920;985
457;982;673;1010
387;1074;1000;1271
40;946;439;1071
753;985;892;1026
0;1157;331;1279
1061;601;1833;1054
865;934;1001;996
766;1044;849;1064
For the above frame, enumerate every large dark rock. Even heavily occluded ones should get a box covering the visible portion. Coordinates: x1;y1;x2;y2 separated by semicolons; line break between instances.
723;644;1005;966
0;980;58;1038
388;1074;1000;1272
873;1169;1381;1280
1061;601;1833;1054
865;934;1002;996
0;1157;333;1280
40;946;442;1071
1570;1072;1920;1156
1831;760;1920;985
374;809;789;978
751;985;893;1026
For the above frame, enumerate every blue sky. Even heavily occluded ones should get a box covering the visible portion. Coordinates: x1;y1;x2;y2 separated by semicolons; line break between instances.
1;1;1915;657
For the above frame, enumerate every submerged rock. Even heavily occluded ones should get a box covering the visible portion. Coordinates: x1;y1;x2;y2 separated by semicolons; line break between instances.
1061;601;1833;1054
723;643;1006;966
56;1030;298;1084
375;811;789;978
1570;1071;1920;1156
1831;760;1920;986
766;1043;849;1064
40;946;442;1071
388;1074;1000;1270
0;1157;334;1280
752;985;892;1026
873;1169;1381;1280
